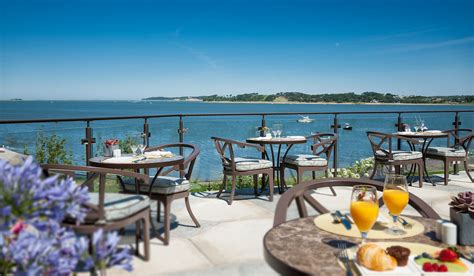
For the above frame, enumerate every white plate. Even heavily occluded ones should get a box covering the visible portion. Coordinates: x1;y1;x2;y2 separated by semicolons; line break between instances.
411;256;473;276
353;253;421;275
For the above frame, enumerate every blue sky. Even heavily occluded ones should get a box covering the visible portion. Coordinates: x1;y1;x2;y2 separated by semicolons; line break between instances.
1;0;473;100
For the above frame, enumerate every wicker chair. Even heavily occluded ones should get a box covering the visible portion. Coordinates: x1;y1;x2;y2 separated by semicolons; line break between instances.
212;137;274;205
280;133;337;195
273;178;441;227
120;143;201;245
41;164;151;261
425;128;474;185
367;131;424;187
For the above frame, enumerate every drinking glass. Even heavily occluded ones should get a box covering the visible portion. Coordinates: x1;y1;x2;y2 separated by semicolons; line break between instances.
272;124;283;138
271;129;278;138
350;185;379;243
383;174;409;235
138;143;146;156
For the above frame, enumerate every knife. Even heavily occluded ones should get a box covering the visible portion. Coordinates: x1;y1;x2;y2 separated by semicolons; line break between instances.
335;211;352;230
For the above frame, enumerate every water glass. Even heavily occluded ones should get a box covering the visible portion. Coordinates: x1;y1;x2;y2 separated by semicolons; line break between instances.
383;174;409;235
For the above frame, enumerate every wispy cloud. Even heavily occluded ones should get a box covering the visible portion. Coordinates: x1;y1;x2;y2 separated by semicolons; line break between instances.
382;35;474;53
175;42;218;69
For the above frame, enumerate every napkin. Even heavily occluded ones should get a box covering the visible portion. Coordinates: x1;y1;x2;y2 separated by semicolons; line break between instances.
424;130;442;134
102;156;134;164
144;150;174;158
286;136;305;140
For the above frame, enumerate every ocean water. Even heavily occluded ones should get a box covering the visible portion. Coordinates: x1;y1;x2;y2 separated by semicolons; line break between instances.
1;101;473;181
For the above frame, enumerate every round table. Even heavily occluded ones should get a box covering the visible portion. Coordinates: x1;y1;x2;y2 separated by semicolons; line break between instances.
246;137;307;192
396;131;448;185
264;216;472;275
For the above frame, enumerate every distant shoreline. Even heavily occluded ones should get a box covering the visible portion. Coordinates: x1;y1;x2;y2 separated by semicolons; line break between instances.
200;100;473;106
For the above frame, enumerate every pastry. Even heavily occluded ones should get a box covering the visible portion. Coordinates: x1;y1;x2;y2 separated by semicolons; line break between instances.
357;244;397;271
386;246;411;266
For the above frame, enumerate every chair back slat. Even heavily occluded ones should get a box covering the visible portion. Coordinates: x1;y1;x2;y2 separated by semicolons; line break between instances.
145;143;200;180
211;137;265;172
307;133;338;159
273;178;441;227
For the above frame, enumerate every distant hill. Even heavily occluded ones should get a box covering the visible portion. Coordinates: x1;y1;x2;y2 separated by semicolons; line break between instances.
143;92;474;104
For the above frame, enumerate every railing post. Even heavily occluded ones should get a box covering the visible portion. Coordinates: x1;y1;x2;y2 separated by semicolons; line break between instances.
260;115;266;137
81;121;96;166
331;114;341;177
178;115;185;156
143;118;150;147
453;112;461;173
395;113;403;150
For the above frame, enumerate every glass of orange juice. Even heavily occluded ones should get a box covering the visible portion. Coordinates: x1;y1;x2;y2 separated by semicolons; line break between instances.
383;174;409;235
350;185;379;243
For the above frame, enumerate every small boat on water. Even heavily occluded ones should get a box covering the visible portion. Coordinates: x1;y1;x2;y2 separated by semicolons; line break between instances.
343;123;352;130
297;115;314;123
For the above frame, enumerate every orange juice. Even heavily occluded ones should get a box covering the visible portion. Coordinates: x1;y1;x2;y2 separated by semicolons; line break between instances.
383;189;409;216
350;201;379;232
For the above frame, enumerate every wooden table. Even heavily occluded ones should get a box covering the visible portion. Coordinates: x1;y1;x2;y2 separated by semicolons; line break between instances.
89;154;184;189
246;137;307;192
264;216;472;275
396;131;448;185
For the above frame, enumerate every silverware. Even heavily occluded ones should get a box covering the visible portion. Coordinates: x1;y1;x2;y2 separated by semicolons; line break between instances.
132;157;147;163
398;216;413;229
344;213;354;224
335;211;352;230
331;212;341;223
337;242;353;276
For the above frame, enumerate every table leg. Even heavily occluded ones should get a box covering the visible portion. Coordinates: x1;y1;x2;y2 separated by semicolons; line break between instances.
422;138;436;186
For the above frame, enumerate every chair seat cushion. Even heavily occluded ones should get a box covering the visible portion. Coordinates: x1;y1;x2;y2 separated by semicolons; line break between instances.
124;176;190;195
88;193;150;221
375;150;423;161
426;147;466;157
225;157;273;171
283;154;328;167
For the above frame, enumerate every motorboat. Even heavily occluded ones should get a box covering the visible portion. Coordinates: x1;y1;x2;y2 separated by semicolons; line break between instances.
297;115;314;123
343;123;352;130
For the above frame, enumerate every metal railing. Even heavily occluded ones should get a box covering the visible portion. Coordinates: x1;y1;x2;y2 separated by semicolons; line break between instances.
1;109;473;175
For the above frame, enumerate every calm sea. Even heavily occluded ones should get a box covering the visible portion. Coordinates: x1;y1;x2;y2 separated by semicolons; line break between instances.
1;101;473;180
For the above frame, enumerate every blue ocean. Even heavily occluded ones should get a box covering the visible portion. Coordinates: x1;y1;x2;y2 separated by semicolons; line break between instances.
1;101;473;180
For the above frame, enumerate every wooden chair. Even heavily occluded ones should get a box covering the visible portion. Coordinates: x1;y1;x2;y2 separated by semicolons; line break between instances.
280;133;337;195
212;137;274;205
273;178;441;227
41;164;151;261
120;143;201;245
367;131;424;187
425;128;474;186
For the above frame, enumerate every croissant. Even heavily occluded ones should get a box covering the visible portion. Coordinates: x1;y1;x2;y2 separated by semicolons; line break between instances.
357;244;397;271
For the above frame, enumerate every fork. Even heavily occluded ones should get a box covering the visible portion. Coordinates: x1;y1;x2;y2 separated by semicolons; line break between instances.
338;242;353;276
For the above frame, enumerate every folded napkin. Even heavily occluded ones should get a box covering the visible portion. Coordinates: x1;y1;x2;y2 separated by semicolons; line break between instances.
144;150;174;158
286;136;305;140
250;137;269;140
424;130;442;134
102;156;134;164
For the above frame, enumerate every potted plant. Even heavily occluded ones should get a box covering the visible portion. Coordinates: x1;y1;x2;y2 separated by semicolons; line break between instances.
449;191;474;246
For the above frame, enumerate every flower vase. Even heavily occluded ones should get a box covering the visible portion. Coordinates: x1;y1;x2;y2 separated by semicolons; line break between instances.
449;207;474;246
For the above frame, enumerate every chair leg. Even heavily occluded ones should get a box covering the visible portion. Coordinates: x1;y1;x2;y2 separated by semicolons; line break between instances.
444;160;449;186
418;161;423;188
369;161;378;179
296;169;301;185
156;201;161;222
280;165;285;193
253;175;259;197
312;171;316;180
185;196;200;228
267;172;274;202
163;198;171;245
217;175;227;198
135;221;141;256
228;175;237;205
143;211;150;261
464;161;474;182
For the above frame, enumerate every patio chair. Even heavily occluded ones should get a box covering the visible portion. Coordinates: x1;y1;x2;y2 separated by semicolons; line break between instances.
211;137;274;205
41;164;151;261
121;143;200;245
425;128;474;186
273;178;441;227
367;131;424;187
280;133;337;196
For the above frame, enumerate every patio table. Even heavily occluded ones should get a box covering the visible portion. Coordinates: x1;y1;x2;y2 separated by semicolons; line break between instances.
89;154;184;192
246;136;307;192
396;131;448;185
264;215;473;275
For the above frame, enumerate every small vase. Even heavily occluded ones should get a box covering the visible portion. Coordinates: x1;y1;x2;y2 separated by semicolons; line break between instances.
449;207;474;246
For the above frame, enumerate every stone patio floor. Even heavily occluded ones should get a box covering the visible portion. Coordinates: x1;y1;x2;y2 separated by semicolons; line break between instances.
112;172;473;275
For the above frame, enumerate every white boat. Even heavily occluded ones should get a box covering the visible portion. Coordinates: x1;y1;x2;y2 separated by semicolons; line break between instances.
297;115;314;123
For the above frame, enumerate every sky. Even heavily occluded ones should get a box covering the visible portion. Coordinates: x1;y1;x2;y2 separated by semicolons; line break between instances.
0;0;473;100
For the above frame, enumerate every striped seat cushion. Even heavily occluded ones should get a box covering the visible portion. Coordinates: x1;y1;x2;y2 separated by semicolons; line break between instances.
426;147;466;157
124;176;190;195
88;193;150;222
376;150;422;161
283;154;328;167
225;157;273;171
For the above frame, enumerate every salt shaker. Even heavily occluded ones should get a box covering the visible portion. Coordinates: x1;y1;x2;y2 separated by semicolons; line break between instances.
441;222;457;246
436;219;447;240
